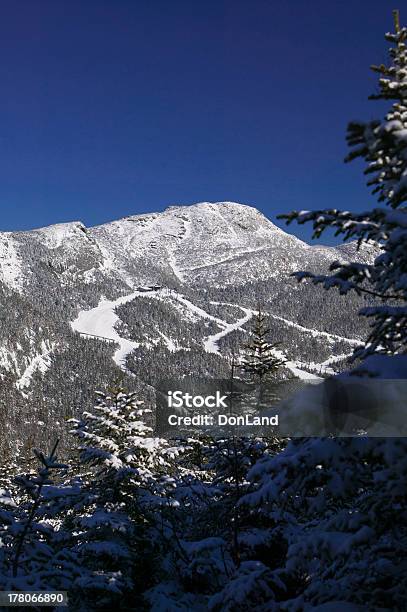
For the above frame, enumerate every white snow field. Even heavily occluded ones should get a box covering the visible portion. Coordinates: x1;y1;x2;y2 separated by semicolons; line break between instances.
71;291;142;369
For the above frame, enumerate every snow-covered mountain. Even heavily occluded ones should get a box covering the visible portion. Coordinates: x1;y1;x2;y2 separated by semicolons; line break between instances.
0;202;379;454
0;201;378;295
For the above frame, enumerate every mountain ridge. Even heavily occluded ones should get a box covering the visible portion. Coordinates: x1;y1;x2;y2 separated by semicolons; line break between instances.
0;201;379;295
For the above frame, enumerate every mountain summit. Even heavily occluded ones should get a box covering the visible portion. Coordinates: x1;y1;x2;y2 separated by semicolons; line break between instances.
0;202;377;295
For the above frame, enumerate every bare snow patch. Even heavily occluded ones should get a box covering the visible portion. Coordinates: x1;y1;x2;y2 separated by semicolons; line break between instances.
16;340;54;390
0;234;25;292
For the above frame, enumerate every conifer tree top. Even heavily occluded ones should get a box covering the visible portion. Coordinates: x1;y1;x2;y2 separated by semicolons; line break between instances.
279;10;407;364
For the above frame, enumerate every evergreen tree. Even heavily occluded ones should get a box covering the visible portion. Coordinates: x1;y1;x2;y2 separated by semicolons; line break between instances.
240;308;285;383
239;436;407;610
68;386;172;609
0;441;81;593
279;9;407;369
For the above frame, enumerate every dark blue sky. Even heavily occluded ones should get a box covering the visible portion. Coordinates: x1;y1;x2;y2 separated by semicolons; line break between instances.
0;0;396;243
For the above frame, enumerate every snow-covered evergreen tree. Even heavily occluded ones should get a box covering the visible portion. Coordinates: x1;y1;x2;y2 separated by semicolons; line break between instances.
70;386;167;484
241;308;285;382
240;435;407;610
68;386;172;608
0;441;81;593
280;9;407;371
144;434;283;610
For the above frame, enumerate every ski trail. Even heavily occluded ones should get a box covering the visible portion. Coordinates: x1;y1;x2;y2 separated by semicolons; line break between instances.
157;330;177;352
320;352;353;367
204;307;253;354
71;288;226;371
167;217;190;282
285;364;322;381
268;346;323;381
167;296;253;355
179;247;270;273
168;252;184;282
71;290;335;381
267;312;361;346
210;301;322;380
170;293;226;326
71;291;142;369
211;301;360;347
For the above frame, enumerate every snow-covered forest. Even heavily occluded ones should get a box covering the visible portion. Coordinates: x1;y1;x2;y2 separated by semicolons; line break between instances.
0;10;407;612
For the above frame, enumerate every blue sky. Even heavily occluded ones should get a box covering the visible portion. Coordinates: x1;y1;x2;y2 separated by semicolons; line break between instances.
0;0;396;243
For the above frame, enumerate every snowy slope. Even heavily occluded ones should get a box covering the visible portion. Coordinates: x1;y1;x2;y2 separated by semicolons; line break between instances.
86;201;356;288
71;292;142;369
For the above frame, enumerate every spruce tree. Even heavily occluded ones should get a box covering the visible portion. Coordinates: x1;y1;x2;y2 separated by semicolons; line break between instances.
68;386;171;608
279;9;407;368
241;308;285;383
0;441;81;593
